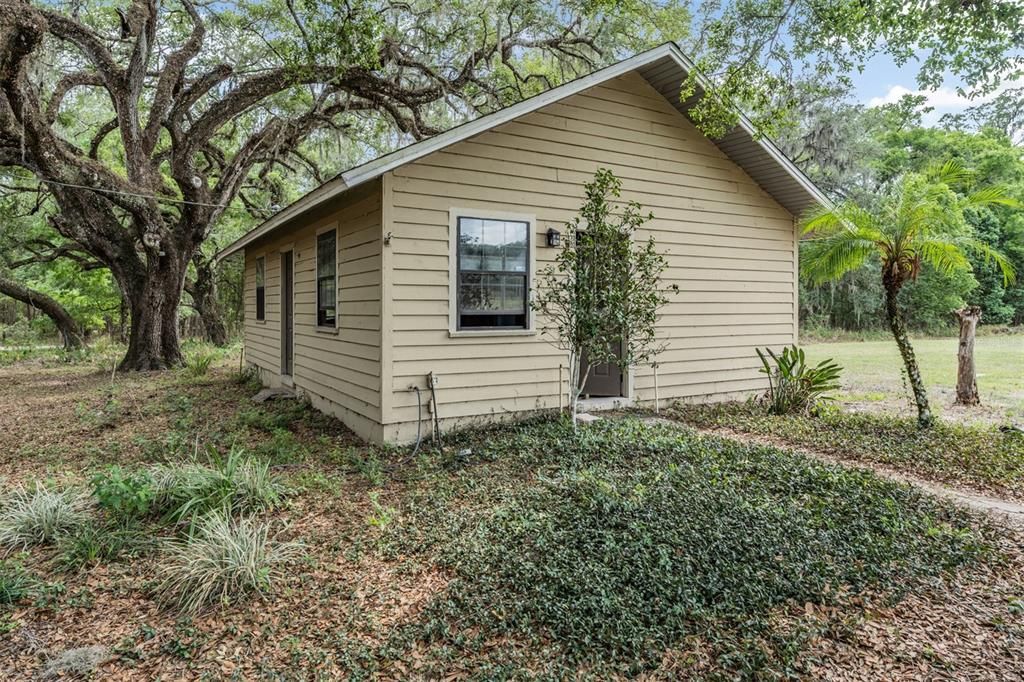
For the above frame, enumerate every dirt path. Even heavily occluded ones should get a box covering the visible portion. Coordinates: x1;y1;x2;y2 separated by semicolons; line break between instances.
645;416;1024;529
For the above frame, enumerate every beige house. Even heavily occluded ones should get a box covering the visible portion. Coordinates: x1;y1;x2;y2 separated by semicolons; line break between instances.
217;43;830;444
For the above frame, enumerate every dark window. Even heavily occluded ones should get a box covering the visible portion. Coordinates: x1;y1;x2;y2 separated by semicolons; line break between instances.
255;256;266;321
457;217;529;329
317;230;337;327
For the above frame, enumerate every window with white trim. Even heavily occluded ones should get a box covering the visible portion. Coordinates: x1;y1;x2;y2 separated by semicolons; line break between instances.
456;216;529;329
316;229;337;327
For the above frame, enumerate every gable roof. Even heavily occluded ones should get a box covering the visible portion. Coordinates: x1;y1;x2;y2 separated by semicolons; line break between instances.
218;42;830;259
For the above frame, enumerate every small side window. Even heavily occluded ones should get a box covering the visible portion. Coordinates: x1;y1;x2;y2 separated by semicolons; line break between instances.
316;230;337;327
255;256;266;321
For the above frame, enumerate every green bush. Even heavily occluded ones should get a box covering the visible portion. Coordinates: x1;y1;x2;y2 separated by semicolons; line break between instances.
91;466;155;520
0;484;91;548
756;345;842;415
149;447;284;524
156;510;301;614
379;418;991;676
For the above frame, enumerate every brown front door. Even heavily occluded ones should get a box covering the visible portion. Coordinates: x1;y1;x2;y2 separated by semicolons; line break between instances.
281;250;294;376
581;342;623;398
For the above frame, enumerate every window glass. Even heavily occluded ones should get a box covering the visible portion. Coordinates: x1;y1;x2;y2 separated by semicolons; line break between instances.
457;217;529;329
255;256;266;321
317;230;337;327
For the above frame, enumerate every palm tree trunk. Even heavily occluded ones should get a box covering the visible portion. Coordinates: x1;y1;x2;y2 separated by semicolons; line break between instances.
884;282;933;427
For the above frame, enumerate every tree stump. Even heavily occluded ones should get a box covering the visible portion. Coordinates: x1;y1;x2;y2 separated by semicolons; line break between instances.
954;306;982;406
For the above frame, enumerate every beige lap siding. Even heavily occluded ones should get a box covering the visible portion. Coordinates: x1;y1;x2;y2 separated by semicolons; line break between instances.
382;71;796;441
243;181;384;441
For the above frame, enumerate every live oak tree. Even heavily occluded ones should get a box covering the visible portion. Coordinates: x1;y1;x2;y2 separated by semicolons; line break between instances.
0;0;645;369
533;168;676;426
801;161;1017;427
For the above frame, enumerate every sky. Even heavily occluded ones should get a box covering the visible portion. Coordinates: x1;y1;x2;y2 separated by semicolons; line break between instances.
850;52;1022;127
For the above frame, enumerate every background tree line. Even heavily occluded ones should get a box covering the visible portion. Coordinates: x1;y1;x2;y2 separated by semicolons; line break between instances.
782;94;1024;334
0;0;1020;359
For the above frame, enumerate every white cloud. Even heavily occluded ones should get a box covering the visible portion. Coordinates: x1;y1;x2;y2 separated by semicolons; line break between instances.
865;80;1023;127
869;85;969;110
867;80;1022;113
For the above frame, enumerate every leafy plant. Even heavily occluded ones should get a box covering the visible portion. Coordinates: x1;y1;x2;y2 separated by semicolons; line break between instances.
756;345;842;415
149;447;284;524
338;447;386;486
673;401;1024;495
156;510;301;614
183;349;216;378
236;403;307;432
366;491;395;528
532;168;677;426
0;484;90;547
255;428;307;465
91;466;155;520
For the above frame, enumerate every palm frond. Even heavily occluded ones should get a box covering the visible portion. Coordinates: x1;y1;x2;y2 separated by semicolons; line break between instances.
800;232;878;285
926;158;973;188
962;237;1018;285
801;202;884;240
800;204;848;237
964;186;1021;209
916;238;972;276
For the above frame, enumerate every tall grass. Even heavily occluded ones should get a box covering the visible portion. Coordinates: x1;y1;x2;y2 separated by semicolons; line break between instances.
157;510;301;614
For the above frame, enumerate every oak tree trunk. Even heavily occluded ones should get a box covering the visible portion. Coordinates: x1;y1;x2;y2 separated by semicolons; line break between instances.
0;275;84;349
189;258;228;346
113;251;189;371
954;306;982;406
884;280;933;427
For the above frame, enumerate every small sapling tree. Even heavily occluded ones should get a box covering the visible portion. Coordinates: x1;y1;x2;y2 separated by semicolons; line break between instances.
533;168;676;427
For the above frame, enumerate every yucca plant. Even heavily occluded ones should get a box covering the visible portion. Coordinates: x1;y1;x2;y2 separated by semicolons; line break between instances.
157;510;301;614
0;483;91;548
756;345;842;415
801;160;1017;427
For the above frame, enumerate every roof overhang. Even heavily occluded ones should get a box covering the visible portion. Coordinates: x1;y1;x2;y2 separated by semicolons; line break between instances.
218;42;830;260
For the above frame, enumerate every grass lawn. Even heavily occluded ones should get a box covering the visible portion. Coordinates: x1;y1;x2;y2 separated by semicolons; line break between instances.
803;334;1024;421
0;354;1022;678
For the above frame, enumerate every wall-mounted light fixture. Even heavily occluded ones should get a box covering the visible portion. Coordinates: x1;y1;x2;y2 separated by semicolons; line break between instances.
546;228;561;247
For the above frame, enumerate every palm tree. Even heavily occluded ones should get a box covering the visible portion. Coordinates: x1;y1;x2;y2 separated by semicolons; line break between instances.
800;161;1017;427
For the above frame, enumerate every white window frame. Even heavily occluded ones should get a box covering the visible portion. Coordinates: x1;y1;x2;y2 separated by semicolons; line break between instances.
315;224;339;330
448;207;537;338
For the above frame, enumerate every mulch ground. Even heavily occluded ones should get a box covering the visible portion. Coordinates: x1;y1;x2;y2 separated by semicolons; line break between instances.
0;361;1022;679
